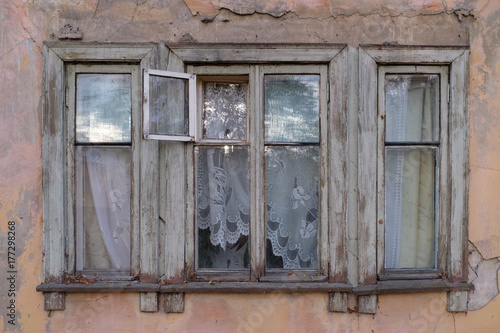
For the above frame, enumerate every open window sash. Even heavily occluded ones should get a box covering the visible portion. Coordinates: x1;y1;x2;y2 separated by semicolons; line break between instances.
143;69;196;141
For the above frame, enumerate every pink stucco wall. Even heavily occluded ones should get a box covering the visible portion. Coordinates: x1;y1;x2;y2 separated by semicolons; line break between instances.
1;0;500;331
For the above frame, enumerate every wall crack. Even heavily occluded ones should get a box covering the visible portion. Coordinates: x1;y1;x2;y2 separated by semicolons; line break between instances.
184;0;476;24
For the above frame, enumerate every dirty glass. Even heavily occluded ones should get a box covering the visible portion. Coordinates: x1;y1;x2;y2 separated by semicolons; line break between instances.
76;74;131;143
385;75;439;143
202;82;247;140
148;74;189;136
264;75;320;143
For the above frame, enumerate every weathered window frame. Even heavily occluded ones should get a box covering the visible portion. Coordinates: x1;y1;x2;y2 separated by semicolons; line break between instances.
357;45;471;312
142;69;197;141
377;65;449;279
68;63;139;278
158;44;352;312
181;64;329;282
39;43;472;315
41;43;160;311
39;43;352;313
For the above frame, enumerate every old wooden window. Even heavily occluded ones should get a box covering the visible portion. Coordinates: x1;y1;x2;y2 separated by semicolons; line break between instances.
143;69;196;141
41;44;160;311
68;64;138;278
41;44;470;315
41;44;349;313
358;46;470;312
378;65;449;278
146;65;330;281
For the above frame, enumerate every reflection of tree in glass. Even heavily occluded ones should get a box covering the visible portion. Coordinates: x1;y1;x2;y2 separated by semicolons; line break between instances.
265;75;319;143
77;74;132;142
149;76;189;136
203;83;247;140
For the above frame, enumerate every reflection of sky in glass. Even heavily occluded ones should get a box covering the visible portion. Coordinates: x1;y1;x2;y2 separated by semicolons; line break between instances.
203;82;247;140
149;75;189;136
76;74;131;143
265;75;320;143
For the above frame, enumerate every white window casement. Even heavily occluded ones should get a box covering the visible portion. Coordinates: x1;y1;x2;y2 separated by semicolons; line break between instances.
357;46;471;312
40;43;471;314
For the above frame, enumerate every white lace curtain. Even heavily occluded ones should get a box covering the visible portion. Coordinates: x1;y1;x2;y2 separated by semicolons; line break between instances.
197;147;250;269
197;146;319;270
266;146;319;269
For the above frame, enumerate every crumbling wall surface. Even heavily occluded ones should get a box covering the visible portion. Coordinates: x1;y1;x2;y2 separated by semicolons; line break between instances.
1;0;500;332
466;0;500;313
184;0;477;22
0;1;46;333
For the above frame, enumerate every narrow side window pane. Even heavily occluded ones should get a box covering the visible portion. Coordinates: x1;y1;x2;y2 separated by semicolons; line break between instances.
265;75;320;143
149;74;189;136
196;146;250;270
385;147;438;269
203;82;247;140
385;75;439;143
76;74;131;143
75;146;131;271
266;146;319;269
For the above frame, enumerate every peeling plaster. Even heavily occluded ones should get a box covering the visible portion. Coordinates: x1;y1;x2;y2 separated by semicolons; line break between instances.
468;242;500;310
183;0;476;22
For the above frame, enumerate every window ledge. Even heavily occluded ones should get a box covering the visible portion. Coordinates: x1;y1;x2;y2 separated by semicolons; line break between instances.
354;279;474;296
37;281;353;293
37;280;473;314
36;282;160;293
37;279;473;295
161;281;352;293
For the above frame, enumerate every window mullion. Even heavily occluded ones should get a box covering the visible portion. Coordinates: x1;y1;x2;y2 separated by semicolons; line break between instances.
250;65;265;280
438;66;450;275
377;66;386;276
319;65;329;275
66;64;77;274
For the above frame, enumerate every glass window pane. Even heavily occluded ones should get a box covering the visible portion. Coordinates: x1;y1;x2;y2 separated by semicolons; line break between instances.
266;146;319;269
385;75;439;142
385;147;438;269
196;146;250;270
265;75;320;143
75;146;131;271
148;74;189;136
76;74;131;143
203;82;247;140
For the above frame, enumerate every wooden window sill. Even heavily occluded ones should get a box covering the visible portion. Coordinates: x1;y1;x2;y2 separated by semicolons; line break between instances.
37;279;472;295
354;279;474;295
37;281;352;293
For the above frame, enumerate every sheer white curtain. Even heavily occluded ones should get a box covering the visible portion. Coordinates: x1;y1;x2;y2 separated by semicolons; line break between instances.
385;76;437;269
78;147;131;270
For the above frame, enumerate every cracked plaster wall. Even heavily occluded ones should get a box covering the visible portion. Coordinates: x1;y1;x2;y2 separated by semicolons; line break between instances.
1;0;500;332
